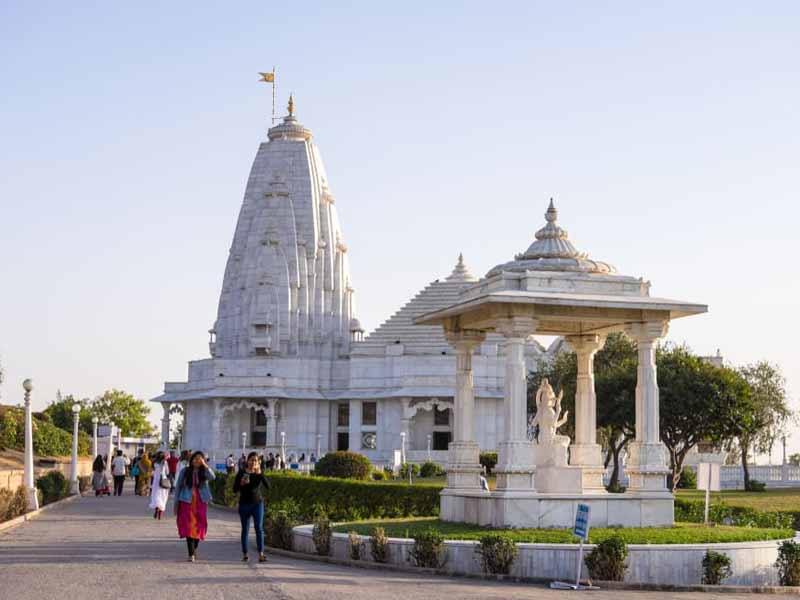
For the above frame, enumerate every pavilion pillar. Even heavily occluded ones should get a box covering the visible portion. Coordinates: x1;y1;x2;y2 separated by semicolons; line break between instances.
495;317;538;491
160;402;171;450
566;333;607;492
625;321;670;492
444;330;486;489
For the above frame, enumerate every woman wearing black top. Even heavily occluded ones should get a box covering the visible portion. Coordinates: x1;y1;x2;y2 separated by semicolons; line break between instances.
233;451;269;562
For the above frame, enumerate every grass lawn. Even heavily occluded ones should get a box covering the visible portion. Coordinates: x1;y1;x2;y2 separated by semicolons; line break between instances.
333;517;794;544
676;488;800;513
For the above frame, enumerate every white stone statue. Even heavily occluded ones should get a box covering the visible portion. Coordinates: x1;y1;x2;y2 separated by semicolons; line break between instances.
531;379;571;467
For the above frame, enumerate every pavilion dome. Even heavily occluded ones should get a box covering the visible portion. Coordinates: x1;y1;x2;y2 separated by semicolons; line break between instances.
486;199;616;277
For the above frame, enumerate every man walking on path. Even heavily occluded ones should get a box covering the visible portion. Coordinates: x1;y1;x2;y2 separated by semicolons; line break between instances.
111;450;129;496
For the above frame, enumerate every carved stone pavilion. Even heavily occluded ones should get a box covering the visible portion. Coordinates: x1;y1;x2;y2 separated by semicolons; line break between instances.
415;200;707;528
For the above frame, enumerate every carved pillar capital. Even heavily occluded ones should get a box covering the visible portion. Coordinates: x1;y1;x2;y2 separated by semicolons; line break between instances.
445;329;486;350
565;333;606;355
495;316;539;340
625;321;669;344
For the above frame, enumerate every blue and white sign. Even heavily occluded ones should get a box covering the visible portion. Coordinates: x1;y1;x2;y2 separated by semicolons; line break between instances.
573;503;590;540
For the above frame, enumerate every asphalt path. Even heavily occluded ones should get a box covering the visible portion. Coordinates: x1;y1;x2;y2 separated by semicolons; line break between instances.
0;486;757;600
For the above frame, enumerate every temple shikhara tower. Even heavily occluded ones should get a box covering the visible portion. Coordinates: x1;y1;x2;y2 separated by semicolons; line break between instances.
154;97;706;528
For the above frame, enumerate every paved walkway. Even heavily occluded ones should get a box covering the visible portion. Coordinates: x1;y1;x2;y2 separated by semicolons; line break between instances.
0;488;757;599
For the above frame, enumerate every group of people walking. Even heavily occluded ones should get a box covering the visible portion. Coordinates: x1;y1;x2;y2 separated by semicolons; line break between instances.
225;451;315;474
91;446;270;563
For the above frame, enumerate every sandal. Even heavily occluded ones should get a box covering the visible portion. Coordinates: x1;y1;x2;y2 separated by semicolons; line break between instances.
259;553;267;563
242;554;249;562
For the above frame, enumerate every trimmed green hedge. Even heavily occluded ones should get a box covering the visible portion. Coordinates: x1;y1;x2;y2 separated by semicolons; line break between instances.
210;471;440;522
675;498;797;529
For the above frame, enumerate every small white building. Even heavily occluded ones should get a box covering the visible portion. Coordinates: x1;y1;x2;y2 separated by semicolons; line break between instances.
152;100;554;464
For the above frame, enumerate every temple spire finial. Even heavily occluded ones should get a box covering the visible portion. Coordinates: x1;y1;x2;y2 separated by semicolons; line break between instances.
546;198;557;222
287;94;295;116
446;252;477;282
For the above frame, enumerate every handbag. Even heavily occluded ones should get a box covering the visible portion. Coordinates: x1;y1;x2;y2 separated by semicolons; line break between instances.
159;465;171;489
131;464;140;477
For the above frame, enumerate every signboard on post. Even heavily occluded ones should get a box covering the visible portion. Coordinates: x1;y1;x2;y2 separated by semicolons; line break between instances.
697;463;721;524
551;504;598;590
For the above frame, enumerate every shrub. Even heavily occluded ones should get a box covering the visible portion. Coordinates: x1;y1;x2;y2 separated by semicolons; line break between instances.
312;517;332;556
399;463;420;479
371;470;388;481
78;475;91;494
419;461;444;478
746;479;767;492
677;468;697;489
408;527;446;569
348;531;363;560
370;526;390;563
702;550;732;584
674;498;793;529
36;471;70;505
776;540;800;586
314;451;371;480
264;498;301;550
479;452;498;475
606;482;626;493
585;535;628;581
0;411;21;450
475;533;518;575
0;486;29;523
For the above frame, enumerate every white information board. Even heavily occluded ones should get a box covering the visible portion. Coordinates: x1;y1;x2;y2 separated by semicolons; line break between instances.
697;463;721;492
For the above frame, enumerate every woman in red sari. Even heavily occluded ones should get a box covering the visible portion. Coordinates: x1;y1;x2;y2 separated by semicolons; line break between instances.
174;451;215;562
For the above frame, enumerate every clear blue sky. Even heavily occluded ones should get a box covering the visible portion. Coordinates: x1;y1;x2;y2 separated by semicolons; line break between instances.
1;2;798;458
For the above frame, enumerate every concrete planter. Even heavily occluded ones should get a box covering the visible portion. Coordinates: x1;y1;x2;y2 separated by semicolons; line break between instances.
292;525;795;587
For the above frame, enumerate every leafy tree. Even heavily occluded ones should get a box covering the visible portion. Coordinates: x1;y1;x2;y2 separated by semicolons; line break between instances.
92;389;155;437
43;391;95;435
732;362;793;490
658;346;750;491
789;453;800;467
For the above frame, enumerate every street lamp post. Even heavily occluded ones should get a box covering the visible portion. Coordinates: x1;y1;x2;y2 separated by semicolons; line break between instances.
106;421;116;482
23;379;39;511
70;403;80;494
241;431;247;456
91;416;99;458
316;433;322;459
280;431;286;465
426;434;432;461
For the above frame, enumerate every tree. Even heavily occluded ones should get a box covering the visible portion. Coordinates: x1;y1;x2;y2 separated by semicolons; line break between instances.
92;389;155;437
43;391;95;435
733;362;792;490
658;346;751;491
789;453;800;467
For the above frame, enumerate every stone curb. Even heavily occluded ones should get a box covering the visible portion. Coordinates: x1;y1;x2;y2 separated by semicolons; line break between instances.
0;492;83;534
263;544;800;594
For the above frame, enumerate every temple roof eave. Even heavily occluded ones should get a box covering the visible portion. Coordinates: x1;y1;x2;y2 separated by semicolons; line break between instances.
414;289;708;334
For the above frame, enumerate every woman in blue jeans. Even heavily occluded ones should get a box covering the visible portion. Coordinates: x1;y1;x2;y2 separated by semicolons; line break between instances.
233;451;269;562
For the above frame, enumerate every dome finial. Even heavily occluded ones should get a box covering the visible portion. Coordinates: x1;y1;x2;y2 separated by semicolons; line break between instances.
545;198;557;223
288;93;295;117
446;252;477;282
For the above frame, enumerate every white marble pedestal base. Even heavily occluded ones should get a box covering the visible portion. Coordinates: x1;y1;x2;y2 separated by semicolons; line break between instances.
440;489;674;529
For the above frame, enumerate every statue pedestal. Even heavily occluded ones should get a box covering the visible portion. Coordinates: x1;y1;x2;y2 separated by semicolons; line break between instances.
440;489;674;529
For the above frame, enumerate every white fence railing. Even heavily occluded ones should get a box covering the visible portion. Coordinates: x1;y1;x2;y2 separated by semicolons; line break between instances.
718;464;800;489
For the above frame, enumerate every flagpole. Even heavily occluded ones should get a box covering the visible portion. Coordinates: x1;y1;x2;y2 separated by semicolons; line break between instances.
272;65;276;125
